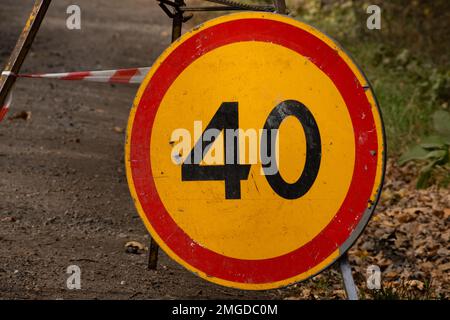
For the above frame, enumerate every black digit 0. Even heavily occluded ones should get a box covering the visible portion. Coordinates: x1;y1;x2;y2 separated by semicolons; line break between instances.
261;100;321;199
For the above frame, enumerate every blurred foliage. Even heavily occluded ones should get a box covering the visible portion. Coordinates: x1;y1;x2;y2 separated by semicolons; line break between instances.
273;0;450;152
286;0;449;64
399;110;450;188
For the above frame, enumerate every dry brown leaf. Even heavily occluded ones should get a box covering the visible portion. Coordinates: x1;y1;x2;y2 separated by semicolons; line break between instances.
438;262;450;272
444;208;450;219
406;280;425;291
384;271;399;279
9;110;31;121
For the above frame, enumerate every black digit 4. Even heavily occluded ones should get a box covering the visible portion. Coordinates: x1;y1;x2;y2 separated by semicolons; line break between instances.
181;102;251;199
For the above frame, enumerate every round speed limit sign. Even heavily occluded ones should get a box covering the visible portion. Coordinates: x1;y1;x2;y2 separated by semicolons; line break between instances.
126;12;385;290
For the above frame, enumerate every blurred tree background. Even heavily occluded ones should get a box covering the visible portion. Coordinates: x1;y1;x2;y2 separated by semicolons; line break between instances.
272;0;450;188
282;0;449;151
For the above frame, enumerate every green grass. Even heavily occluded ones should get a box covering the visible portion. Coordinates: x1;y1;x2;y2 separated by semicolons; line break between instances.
347;43;440;152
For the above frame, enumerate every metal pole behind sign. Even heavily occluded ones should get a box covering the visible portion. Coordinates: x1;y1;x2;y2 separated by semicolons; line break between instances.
171;0;185;41
339;253;359;300
147;237;160;270
273;0;286;14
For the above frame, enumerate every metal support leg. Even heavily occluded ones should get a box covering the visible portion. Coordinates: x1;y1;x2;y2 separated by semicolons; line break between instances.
339;253;359;300
0;0;52;112
147;237;160;270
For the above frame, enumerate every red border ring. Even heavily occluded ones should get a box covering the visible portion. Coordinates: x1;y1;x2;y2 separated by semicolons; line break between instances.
127;14;385;287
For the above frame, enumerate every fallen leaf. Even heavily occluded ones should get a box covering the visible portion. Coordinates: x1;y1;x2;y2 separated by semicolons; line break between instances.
444;208;450;219
1;216;16;222
398;212;415;223
438;262;450;272
9;111;31;121
406;280;425;290
384;271;399;279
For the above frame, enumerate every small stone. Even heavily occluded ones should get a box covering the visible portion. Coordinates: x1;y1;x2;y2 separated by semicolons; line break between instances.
113;126;124;133
125;241;146;254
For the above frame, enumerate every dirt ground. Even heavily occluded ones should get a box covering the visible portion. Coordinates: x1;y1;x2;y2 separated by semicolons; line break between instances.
0;0;282;299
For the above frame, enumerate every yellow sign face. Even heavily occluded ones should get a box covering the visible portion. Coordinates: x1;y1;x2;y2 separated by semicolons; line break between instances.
126;12;385;290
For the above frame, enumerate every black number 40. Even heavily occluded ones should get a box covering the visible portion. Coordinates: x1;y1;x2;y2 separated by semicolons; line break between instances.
181;100;321;200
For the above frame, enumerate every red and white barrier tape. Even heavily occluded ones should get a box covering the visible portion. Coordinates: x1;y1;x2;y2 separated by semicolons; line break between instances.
0;67;150;122
2;66;150;84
